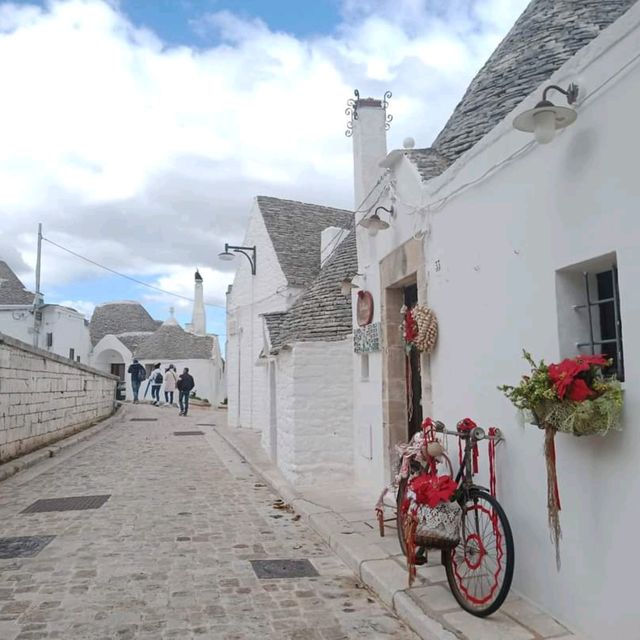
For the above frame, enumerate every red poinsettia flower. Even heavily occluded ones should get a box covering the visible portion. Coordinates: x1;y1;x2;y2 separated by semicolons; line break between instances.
548;354;608;402
409;475;458;508
566;378;595;402
574;354;609;370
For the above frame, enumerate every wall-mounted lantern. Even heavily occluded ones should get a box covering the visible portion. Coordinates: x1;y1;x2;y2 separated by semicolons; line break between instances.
360;205;393;237
513;83;579;144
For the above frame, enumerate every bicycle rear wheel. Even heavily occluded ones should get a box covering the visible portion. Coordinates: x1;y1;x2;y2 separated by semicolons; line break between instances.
443;489;514;617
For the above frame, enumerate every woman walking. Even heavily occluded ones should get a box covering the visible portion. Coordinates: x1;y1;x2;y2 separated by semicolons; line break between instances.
164;365;178;407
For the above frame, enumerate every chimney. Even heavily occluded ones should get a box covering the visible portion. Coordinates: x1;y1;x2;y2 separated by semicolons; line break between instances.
191;269;206;335
350;93;388;210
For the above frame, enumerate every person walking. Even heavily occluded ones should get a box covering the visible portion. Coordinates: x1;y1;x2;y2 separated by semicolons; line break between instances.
150;363;163;406
127;358;146;404
164;365;178;407
176;367;195;416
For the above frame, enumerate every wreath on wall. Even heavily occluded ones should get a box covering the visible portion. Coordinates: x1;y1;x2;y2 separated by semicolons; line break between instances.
499;350;623;568
400;304;438;354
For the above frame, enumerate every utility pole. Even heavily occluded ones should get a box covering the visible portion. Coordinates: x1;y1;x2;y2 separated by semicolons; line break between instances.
33;223;43;347
35;222;42;299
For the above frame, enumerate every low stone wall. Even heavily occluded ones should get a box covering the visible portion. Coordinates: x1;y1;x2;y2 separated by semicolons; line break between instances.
0;333;118;463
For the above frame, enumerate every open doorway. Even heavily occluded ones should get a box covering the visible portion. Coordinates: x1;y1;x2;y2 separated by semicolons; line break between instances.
404;283;423;439
380;237;431;482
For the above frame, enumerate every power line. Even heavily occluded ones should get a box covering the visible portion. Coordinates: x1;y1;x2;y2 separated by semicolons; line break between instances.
42;236;227;310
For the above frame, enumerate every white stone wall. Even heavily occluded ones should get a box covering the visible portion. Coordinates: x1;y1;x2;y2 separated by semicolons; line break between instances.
225;199;298;436
274;340;354;485
0;332;117;463
273;348;295;474
352;7;640;638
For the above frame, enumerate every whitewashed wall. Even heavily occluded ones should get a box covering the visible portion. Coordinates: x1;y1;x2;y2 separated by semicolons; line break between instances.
0;307;32;346
0;305;90;363
225;199;299;439
354;7;640;637
274;339;354;485
40;305;91;363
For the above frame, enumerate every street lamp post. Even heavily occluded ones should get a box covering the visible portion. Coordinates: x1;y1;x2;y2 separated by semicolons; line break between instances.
218;243;257;275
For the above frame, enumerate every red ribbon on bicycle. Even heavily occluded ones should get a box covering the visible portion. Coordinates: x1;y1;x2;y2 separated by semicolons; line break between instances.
488;427;498;498
421;417;438;475
457;418;479;475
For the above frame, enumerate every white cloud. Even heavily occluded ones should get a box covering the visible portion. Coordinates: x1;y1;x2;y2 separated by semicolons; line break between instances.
56;298;96;319
0;0;529;309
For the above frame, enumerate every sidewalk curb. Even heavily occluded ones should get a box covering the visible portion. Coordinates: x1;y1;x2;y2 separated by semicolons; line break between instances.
214;425;456;640
0;404;129;483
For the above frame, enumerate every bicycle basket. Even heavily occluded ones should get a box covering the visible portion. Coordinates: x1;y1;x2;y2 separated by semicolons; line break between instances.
414;502;461;549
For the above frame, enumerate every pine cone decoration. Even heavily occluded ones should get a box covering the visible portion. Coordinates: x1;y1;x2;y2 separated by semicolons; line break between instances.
411;305;438;354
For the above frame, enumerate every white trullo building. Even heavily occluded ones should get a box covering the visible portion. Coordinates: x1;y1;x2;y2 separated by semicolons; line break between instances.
90;270;225;404
344;0;640;638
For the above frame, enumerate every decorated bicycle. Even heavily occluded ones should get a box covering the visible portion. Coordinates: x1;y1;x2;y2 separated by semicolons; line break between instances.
376;417;514;617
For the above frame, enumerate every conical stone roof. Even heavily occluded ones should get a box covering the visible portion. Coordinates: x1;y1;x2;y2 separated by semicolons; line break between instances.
89;301;161;345
431;0;637;163
0;260;35;305
134;324;214;360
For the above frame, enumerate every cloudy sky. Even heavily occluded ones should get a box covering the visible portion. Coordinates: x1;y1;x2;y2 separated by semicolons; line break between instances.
0;0;529;340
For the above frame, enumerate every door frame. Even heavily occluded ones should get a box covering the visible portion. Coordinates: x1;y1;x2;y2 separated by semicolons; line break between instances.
380;238;432;482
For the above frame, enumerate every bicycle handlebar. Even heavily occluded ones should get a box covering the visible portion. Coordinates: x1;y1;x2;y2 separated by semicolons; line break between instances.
433;420;503;442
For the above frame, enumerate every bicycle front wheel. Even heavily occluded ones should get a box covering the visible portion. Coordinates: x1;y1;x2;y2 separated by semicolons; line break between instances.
443;489;514;617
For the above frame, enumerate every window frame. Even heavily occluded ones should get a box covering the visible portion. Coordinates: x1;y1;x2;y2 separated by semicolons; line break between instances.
574;266;624;381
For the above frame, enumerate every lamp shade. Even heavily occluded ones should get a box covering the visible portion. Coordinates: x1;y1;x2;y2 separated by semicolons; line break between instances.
218;250;235;261
513;99;577;144
360;212;390;237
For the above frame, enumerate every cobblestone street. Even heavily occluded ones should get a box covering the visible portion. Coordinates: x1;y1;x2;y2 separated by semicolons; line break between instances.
0;406;416;640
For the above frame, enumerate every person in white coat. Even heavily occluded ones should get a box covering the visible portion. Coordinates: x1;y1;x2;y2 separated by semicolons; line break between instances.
164;364;178;407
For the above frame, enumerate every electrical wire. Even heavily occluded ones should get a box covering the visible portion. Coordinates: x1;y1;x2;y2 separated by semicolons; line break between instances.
320;176;391;266
42;236;227;310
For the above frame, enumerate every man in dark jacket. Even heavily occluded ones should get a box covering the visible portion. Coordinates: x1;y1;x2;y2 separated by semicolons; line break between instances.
127;359;146;404
176;368;195;416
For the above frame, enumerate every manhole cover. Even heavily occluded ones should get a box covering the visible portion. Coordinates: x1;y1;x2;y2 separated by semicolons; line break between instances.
0;536;55;559
174;431;204;436
130;418;158;422
22;495;111;514
250;559;319;579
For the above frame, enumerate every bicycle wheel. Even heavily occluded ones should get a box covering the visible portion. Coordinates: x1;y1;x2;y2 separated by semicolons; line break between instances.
443;489;514;617
396;476;409;555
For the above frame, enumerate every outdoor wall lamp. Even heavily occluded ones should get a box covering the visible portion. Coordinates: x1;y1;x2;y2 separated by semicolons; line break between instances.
513;83;579;144
360;206;392;237
339;274;363;297
218;243;257;275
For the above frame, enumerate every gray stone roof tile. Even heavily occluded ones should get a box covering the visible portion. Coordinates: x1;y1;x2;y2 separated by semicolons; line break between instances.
273;231;357;350
432;0;637;165
262;312;287;351
89;301;160;346
257;196;353;288
114;331;155;354
134;324;214;360
404;148;451;181
0;260;35;305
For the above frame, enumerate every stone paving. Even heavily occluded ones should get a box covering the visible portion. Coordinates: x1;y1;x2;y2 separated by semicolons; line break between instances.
0;404;417;640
